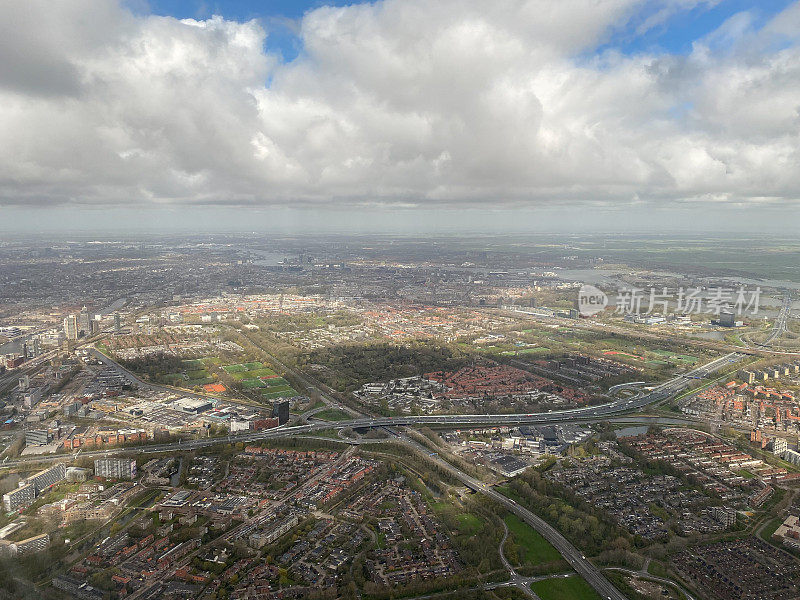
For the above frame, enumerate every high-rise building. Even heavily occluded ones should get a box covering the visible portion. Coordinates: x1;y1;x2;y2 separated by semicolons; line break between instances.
3;483;35;512
114;313;122;332
785;449;800;466
719;310;736;327
78;306;91;337
94;458;137;480
1;465;67;512
63;314;79;340
11;534;50;556
739;369;756;384
272;400;290;425
773;437;789;456
710;506;737;528
24;464;67;494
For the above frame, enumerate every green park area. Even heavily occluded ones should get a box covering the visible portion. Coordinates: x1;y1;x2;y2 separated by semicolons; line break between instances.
164;358;216;386
530;576;601;600
501;346;551;356
315;408;351;421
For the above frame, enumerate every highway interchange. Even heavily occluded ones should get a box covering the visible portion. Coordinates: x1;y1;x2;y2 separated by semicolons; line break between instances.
3;350;744;467
0;340;749;599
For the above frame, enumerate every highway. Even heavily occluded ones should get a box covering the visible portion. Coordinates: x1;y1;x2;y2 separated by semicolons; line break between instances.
757;292;792;347
1;351;744;468
396;430;627;600
1;349;744;600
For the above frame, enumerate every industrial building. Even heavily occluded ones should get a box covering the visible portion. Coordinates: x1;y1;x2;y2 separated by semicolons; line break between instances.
25;429;51;446
172;397;213;414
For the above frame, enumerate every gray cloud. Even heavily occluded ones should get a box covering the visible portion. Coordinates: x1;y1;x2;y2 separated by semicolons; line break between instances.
0;0;798;209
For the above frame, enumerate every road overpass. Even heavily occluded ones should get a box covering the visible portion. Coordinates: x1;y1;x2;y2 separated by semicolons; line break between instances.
2;351;743;468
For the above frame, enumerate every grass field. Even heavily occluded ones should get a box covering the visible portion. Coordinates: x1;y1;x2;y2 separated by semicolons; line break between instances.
162;360;216;387
530;576;601;600
504;514;563;566
241;378;267;389
454;513;482;536
759;517;783;542
501;347;551;356
650;350;698;363
230;368;277;380
224;361;278;380
182;359;205;369
164;373;187;383
315;408;352;421
262;389;295;399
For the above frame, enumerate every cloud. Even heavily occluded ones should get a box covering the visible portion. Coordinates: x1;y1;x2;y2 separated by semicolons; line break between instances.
0;0;798;209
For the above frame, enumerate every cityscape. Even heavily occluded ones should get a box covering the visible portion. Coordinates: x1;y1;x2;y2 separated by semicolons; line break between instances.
2;1;800;600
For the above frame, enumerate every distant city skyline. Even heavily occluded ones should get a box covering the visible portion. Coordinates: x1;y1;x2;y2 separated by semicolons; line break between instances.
1;0;799;232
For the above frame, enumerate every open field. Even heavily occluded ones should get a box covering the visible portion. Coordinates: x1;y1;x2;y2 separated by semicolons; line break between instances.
504;513;563;567
531;576;601;600
315;408;352;421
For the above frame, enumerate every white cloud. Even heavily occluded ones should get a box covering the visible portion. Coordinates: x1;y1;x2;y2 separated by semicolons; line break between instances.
0;0;798;208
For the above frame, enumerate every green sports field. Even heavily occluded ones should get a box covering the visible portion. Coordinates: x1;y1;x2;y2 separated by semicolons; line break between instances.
230;367;276;380
241;378;267;389
224;362;277;380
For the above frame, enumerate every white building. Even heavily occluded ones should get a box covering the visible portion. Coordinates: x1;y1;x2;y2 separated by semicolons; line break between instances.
2;483;35;513
774;437;788;457
785;449;800;466
63;314;78;340
230;419;251;433
94;458;136;480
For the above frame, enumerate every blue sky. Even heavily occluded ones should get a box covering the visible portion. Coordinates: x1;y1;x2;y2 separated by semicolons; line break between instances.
131;0;357;61
137;0;796;61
